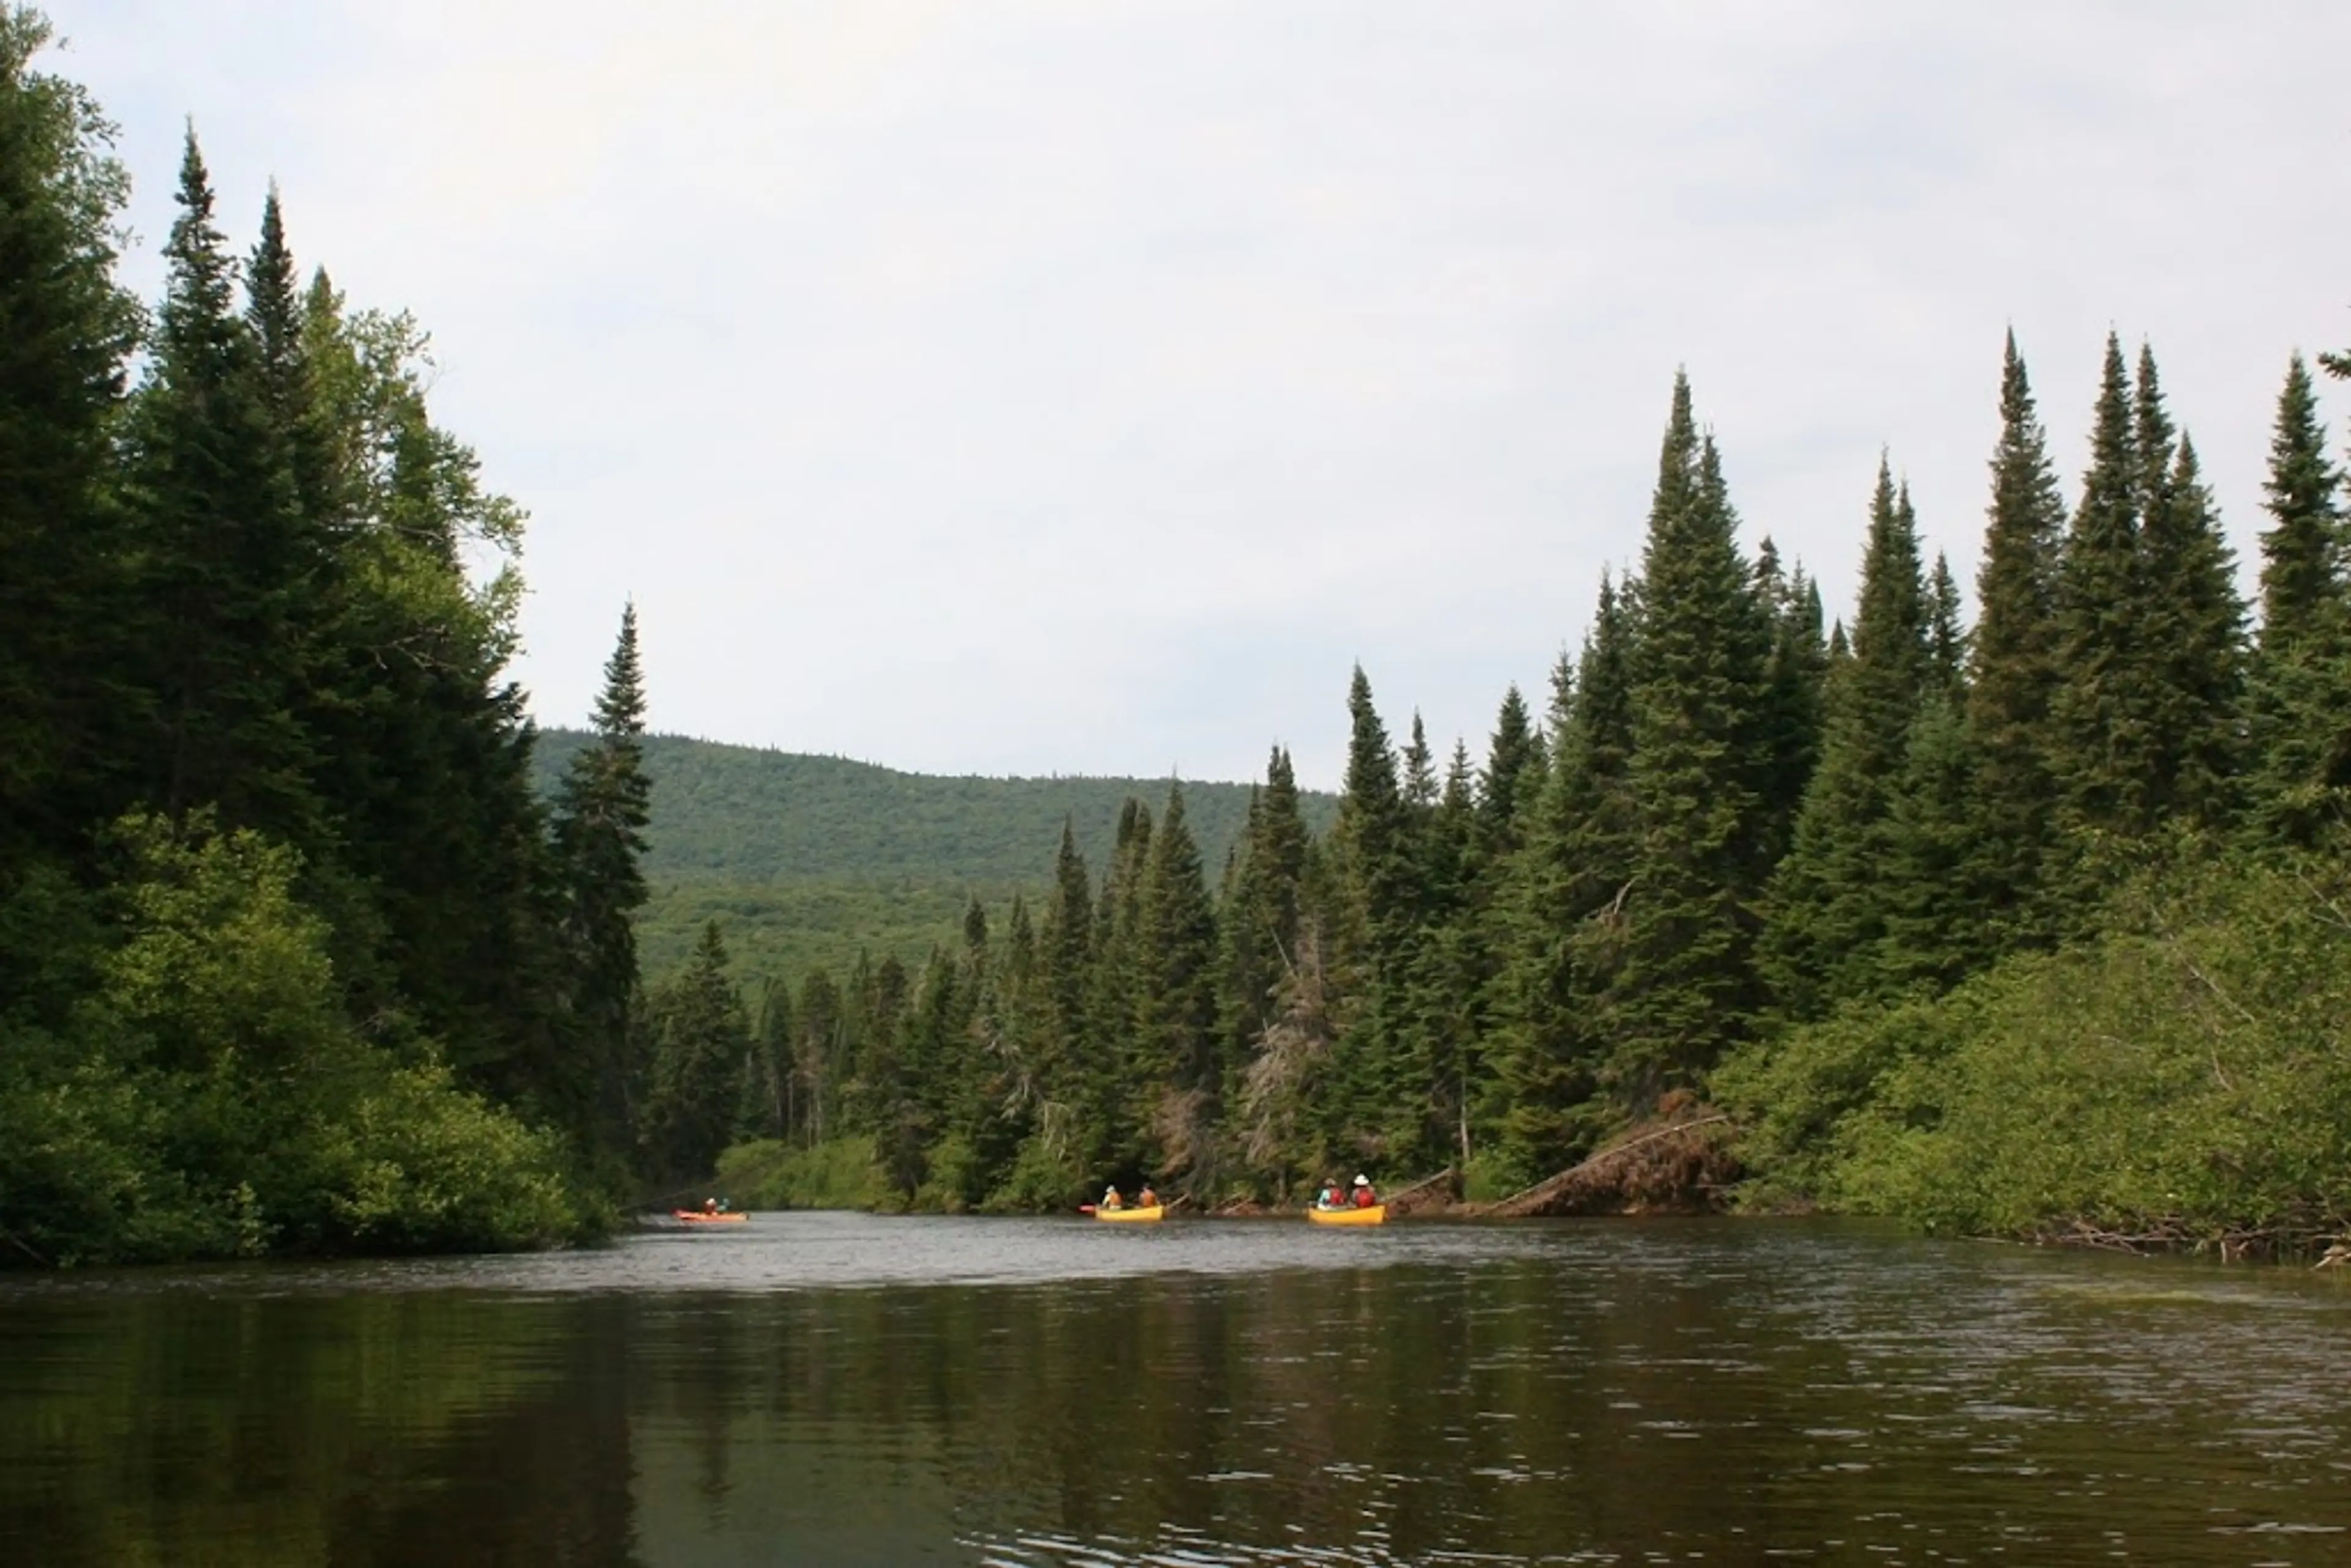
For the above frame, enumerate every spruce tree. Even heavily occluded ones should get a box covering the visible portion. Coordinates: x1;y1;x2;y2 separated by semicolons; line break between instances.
640;921;749;1184
1084;799;1152;1172
794;966;846;1145
1040;819;1094;1075
1330;666;1412;1153
1402;743;1482;1174
2246;354;2351;838
127;129;317;839
1874;687;1978;990
0;11;138;870
1752;539;1829;866
1218;748;1309;1108
2050;333;2156;841
1489;571;1637;1176
1763;460;1932;1019
244;186;332;529
1603;395;1774;1095
1133;784;1219;1183
1926;552;1967;699
2136;430;2244;826
552;604;653;1158
1964;332;2068;949
1478;687;1542;856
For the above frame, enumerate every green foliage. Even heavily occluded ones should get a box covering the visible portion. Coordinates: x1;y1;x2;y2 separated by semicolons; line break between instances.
531;730;1332;887
639;921;749;1184
0;6;140;869
716;1135;893;1211
1605;383;1774;1093
0;815;591;1264
0;26;632;1263
552;605;654;1155
1764;463;1934;1019
1724;847;2351;1247
1964;332;2068;950
2246;354;2351;842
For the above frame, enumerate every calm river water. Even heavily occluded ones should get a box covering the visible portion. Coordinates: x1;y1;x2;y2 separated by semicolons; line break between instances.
4;1214;2349;1565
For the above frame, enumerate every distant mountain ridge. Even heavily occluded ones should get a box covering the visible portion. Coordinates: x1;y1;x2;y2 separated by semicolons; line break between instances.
531;731;1339;980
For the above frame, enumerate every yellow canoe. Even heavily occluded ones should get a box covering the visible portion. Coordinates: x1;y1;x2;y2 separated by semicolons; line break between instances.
1307;1204;1386;1226
673;1210;748;1225
1093;1204;1164;1223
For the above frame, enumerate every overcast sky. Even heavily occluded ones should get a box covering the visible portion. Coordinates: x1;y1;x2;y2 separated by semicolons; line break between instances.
43;2;2351;789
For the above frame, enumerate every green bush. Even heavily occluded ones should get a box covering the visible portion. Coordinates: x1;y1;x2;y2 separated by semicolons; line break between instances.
980;1122;1089;1213
0;816;599;1265
1722;851;2351;1250
715;1135;893;1210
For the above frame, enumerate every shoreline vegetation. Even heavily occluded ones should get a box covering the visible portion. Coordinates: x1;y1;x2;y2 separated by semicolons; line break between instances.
7;9;2351;1269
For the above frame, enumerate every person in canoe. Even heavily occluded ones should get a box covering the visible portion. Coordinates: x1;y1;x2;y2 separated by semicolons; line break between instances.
1138;1182;1158;1209
1351;1174;1377;1208
1315;1178;1341;1210
1100;1185;1123;1212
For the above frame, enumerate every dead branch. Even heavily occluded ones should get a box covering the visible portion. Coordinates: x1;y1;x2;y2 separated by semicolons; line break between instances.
1477;1114;1734;1218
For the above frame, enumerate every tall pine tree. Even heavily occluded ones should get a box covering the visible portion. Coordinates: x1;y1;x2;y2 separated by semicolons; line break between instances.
1602;375;1774;1098
552;604;653;1161
2246;353;2351;839
1964;331;2068;949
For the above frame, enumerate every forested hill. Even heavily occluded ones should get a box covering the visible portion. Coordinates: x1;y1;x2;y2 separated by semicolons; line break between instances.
531;730;1338;977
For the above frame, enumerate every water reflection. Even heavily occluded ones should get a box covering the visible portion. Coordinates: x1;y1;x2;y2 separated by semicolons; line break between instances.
3;1217;2349;1564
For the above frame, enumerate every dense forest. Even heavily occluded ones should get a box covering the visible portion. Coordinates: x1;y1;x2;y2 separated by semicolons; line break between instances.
10;8;2351;1263
528;731;1334;978
697;343;2351;1253
0;12;659;1262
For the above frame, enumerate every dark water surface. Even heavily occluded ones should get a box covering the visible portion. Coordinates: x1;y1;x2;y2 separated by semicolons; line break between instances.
5;1214;2350;1565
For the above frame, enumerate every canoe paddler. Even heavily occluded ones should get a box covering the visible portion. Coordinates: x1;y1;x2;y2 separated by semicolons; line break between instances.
1351;1174;1377;1208
1138;1183;1158;1208
1100;1185;1123;1212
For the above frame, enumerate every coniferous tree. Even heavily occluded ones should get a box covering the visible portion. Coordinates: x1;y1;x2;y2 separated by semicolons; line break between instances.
127;130;317;839
1764;461;1932;1019
2135;430;2244;827
1085;799;1152;1173
1411;740;1482;1172
794;966;846;1146
1490;572;1638;1176
740;976;795;1142
1603;396;1774;1095
1752;539;1829;866
552;604;653;1158
289;272;560;1109
2050;333;2158;843
1218;749;1310;1112
1926;552;1967;699
0;11;138;873
2246;354;2351;838
1476;686;1545;865
244;186;332;530
1874;686;1977;989
1133;784;1219;1183
640;921;749;1184
1329;666;1412;1155
1964;332;2068;948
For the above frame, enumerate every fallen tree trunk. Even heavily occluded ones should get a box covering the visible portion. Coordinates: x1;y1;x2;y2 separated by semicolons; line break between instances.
1382;1167;1459;1217
1475;1114;1736;1219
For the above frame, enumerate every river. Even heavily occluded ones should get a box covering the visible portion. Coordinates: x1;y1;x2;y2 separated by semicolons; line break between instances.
3;1213;2348;1564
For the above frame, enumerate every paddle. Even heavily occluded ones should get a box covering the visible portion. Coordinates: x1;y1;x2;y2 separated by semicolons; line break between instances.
1078;1204;1097;1215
